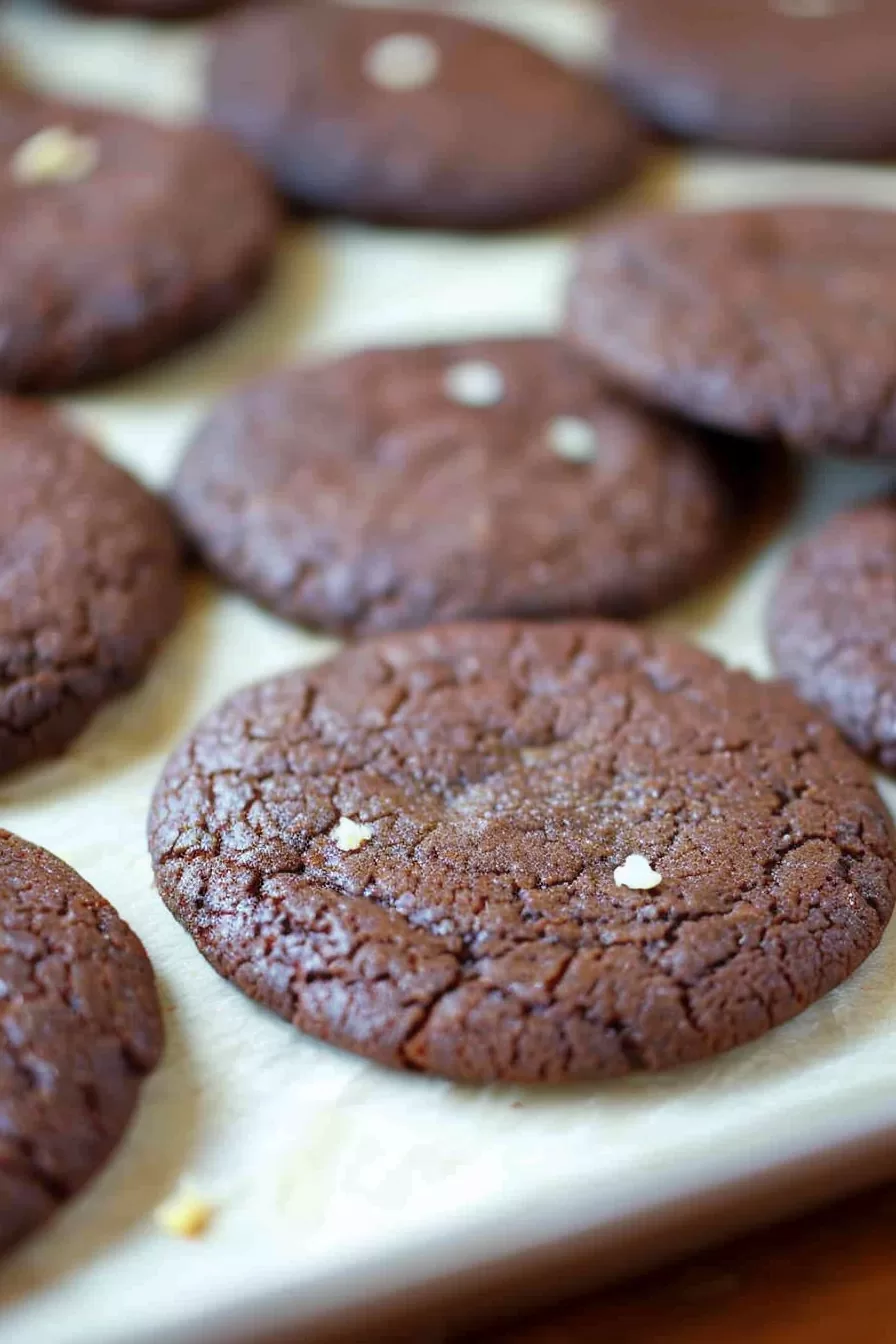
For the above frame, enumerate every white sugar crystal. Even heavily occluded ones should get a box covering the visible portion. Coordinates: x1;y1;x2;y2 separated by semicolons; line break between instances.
547;416;599;463
331;817;374;852
363;33;441;91
614;854;662;891
444;360;506;408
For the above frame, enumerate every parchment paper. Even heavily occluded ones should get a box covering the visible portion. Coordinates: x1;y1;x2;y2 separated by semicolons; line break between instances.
2;3;896;1342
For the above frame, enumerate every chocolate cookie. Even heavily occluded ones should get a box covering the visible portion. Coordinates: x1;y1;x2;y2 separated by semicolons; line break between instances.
148;620;896;1083
768;496;896;770
608;0;896;159
204;3;645;227
0;94;278;390
566;205;896;458
0;397;182;775
170;338;732;636
0;828;162;1256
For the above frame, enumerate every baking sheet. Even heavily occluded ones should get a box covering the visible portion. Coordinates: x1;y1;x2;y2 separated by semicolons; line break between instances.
3;3;896;1342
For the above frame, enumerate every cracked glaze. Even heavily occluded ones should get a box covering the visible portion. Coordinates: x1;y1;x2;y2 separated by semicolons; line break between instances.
769;495;896;771
148;621;896;1083
0;829;162;1256
566;206;896;457
0;398;183;775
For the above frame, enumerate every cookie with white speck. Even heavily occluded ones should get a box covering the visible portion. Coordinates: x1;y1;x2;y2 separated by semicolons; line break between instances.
148;619;896;1083
170;338;735;636
0;829;162;1256
204;3;645;227
0;93;279;390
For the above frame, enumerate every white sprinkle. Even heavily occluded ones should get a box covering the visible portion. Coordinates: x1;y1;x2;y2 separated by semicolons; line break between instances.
331;817;374;852
443;360;505;408
547;416;599;463
11;126;99;185
363;33;441;91
614;854;662;891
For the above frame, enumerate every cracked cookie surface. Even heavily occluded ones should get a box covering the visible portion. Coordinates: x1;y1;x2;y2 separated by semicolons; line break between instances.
171;338;732;635
0;397;183;775
0;94;278;390
0;828;162;1256
769;496;896;771
566;206;896;458
205;3;644;227
148;620;896;1083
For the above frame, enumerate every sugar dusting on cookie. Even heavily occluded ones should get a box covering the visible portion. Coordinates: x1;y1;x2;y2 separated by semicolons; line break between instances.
331;817;374;851
12;126;99;185
614;854;662;890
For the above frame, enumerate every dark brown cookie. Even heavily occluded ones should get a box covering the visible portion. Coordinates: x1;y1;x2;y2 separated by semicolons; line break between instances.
204;3;645;227
170;338;732;636
0;94;279;390
0;828;162;1256
566;205;896;458
608;0;896;159
148;620;896;1083
0;397;183;775
768;496;896;770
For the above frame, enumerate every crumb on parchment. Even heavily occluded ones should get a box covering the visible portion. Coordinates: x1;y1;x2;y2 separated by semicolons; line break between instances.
154;1189;214;1239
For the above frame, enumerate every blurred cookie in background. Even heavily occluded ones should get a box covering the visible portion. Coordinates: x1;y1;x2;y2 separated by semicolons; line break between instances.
606;0;896;158
567;205;896;458
205;3;647;227
170;337;738;635
0;94;279;390
769;495;896;771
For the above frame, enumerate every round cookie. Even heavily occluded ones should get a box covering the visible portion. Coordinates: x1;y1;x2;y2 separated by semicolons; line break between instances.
170;338;733;636
566;205;896;458
769;496;896;770
608;0;896;159
0;94;278;390
0;397;183;775
204;3;645;227
0;828;162;1256
148;619;896;1084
